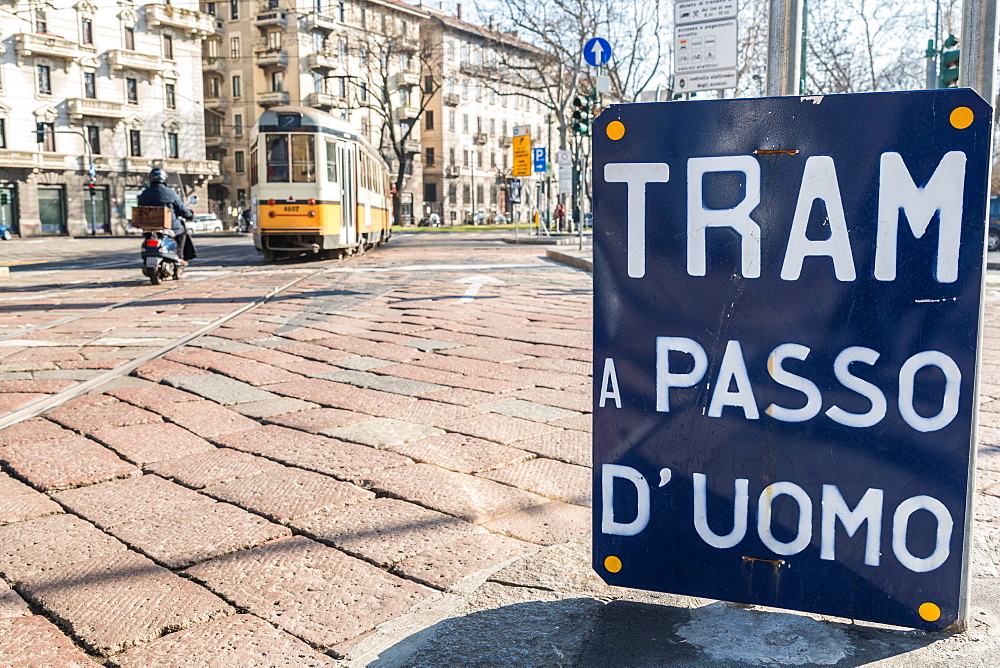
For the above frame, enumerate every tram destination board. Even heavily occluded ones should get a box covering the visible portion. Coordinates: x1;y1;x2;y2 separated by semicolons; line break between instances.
591;89;991;630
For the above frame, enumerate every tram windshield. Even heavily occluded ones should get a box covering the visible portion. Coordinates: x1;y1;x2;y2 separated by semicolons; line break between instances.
265;134;316;183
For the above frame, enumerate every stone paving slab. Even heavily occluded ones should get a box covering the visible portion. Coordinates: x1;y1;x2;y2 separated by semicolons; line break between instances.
360;463;546;525
391;533;539;592
383;432;533;475
90;422;216;466
154;400;261;437
482;398;580;423
265;407;368;432
512;386;593;413
0;472;63;526
443;412;563;446
0;514;128;582
291;498;484;568
0;615;101;666
232;396;317;418
0;434;141;492
319;369;447;397
108;614;341;667
480;457;592;507
164;374;278;406
46;401;162;432
146;448;286;488
366;398;485;426
19;549;233;657
0;579;32;618
53;475;208;530
202;467;374;523
110;501;291;569
333;355;399;370
105;383;203;408
514;429;592;467
321;417;444;448
265;378;416;414
0;417;69;445
213;425;412;480
184;536;430;651
482;500;591;546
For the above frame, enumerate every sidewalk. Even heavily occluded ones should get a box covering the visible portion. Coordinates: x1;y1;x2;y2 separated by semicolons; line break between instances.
1;242;1000;666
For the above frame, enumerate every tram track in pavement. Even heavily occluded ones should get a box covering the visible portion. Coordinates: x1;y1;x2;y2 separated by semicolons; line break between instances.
0;255;364;431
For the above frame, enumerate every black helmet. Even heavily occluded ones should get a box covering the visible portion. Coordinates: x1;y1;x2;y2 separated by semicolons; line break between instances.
149;168;167;184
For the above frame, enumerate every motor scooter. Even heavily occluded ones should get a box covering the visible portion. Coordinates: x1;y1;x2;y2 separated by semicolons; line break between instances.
140;229;184;285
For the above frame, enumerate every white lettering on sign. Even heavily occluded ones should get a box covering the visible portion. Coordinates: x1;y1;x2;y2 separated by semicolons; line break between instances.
602;465;955;573
599;358;622;408
651;336;961;433
604;163;670;278
603;151;967;282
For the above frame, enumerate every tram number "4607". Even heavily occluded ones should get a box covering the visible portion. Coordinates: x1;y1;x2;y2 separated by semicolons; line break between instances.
283;206;300;212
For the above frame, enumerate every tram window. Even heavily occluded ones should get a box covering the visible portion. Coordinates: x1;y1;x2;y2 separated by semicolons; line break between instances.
250;146;258;186
291;135;316;183
326;140;337;182
266;134;289;182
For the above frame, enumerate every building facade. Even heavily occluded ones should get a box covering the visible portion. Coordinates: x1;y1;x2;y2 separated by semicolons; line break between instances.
419;9;548;225
201;0;427;225
0;0;218;236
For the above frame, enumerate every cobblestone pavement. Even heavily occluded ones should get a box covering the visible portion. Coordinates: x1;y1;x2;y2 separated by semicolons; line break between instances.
2;234;1000;666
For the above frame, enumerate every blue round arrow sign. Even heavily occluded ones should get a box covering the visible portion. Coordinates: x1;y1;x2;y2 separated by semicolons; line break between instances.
584;37;611;67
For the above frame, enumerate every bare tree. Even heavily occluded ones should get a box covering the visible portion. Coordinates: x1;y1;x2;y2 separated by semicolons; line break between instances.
348;23;444;225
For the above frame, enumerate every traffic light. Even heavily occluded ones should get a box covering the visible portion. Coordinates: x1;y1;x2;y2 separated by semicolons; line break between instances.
571;95;592;136
940;34;959;88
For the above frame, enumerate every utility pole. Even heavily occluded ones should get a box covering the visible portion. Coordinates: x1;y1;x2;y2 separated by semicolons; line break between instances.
959;0;999;102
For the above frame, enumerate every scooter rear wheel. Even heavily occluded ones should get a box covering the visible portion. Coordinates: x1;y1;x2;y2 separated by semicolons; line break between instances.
145;261;161;285
173;263;184;281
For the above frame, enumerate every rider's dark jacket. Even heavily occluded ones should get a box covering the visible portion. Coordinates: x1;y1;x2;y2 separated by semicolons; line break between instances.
136;183;193;235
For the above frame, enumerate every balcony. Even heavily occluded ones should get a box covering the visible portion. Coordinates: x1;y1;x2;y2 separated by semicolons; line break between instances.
258;90;289;107
204;97;226;110
15;32;79;62
304;13;337;33
391;71;420;89
304;91;338;110
402;139;421;154
205;135;227;149
394;35;419;53
473;132;488;145
499;136;512;148
256;48;287;68
202;56;226;72
0;149;41;168
146;4;215;36
253;10;287;28
126;157;154;173
304;52;337;73
67;98;126;120
444;164;460;178
107;49;165;72
443;93;460;106
164;158;220;176
394;105;419;121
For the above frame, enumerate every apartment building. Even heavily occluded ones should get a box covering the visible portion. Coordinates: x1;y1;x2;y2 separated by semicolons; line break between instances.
0;0;218;236
418;7;548;225
201;0;428;224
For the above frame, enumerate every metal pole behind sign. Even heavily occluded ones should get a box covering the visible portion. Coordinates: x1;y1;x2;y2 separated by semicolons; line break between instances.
765;0;804;96
959;0;1000;102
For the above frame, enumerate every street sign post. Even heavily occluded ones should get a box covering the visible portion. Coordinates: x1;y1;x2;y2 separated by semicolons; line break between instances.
532;147;547;173
584;37;612;67
592;90;992;631
512;135;532;177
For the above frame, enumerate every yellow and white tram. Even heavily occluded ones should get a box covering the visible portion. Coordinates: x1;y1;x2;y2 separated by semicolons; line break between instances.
250;106;392;261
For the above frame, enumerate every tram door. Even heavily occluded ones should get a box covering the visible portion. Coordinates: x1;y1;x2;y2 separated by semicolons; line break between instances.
338;143;355;245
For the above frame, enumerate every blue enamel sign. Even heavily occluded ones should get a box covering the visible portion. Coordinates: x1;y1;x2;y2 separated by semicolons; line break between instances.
533;147;548;173
592;90;991;631
584;37;612;67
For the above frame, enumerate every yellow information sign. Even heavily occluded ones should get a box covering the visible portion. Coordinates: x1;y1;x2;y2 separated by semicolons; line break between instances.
512;135;532;177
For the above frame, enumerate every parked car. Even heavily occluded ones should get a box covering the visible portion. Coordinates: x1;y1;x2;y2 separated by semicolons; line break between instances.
186;213;223;234
989;197;1000;252
0;224;11;240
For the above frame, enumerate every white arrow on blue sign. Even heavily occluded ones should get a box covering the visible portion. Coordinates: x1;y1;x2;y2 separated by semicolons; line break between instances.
584;37;611;67
532;147;547;173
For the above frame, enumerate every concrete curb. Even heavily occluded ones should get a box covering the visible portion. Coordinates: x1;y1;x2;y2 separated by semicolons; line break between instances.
546;248;593;272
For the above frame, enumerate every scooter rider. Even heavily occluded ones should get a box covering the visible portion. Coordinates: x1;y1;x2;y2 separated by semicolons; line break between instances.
137;168;196;264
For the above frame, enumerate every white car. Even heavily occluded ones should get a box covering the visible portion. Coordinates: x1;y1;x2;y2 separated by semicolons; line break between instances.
186;213;223;234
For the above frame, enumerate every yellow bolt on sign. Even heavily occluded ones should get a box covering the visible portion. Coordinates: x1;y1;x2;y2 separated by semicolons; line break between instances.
512;135;532;177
